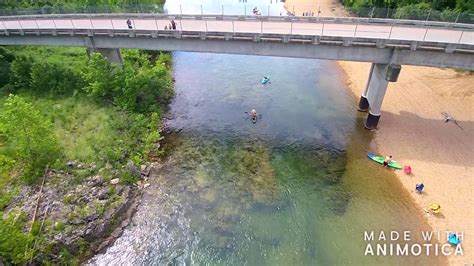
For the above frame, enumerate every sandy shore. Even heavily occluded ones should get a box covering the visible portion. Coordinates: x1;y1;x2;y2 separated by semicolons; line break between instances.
285;0;474;264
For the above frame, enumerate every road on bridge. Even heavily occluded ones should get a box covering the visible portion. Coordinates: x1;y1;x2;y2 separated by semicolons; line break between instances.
1;16;473;45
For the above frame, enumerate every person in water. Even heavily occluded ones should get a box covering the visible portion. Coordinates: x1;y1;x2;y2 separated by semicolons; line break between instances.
383;155;392;167
250;109;257;118
249;109;258;123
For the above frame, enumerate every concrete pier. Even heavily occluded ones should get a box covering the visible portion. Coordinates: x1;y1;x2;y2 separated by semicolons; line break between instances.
363;63;401;130
87;48;123;64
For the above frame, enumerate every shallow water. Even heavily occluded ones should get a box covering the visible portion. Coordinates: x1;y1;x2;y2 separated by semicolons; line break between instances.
89;1;445;265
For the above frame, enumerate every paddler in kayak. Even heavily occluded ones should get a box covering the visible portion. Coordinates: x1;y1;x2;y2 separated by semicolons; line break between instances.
261;76;270;85
383;155;392;167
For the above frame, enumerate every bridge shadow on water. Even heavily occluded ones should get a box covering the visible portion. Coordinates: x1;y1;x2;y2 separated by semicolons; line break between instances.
378;110;473;167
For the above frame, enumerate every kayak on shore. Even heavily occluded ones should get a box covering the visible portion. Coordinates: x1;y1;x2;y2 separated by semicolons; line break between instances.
367;153;402;169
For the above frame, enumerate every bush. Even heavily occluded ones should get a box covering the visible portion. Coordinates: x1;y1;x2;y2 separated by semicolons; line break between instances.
0;212;35;264
10;54;34;90
0;47;15;88
30;61;84;95
0;95;61;183
82;53;118;102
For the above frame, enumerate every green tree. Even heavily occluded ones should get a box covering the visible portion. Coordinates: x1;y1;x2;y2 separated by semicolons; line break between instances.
0;95;61;183
10;54;34;90
456;0;474;12
30;61;83;95
82;53;118;101
394;2;432;20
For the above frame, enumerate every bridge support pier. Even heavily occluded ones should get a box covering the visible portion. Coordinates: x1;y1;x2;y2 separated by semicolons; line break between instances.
87;47;123;65
361;63;401;130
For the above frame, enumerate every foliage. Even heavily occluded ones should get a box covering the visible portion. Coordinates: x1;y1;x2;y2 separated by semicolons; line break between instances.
10;54;34;90
0;186;19;210
0;45;173;264
394;2;432;20
83;51;174;113
0;0;166;10
340;0;473;20
30;61;84;95
0;95;61;183
0;212;35;264
82;53;118;101
0;47;15;88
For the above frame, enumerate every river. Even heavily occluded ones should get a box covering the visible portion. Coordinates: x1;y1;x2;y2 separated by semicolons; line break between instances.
89;1;444;265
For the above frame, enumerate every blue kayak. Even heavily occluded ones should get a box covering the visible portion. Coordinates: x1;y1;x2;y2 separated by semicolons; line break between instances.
261;77;270;85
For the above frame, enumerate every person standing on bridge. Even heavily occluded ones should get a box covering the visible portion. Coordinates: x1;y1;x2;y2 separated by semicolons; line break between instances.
171;20;177;30
126;19;132;29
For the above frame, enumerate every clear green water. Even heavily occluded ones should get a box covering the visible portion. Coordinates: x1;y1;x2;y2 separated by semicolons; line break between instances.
89;52;444;265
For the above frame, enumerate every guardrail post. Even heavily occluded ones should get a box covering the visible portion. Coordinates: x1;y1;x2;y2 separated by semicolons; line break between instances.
422;27;428;41
290;20;293;34
205;20;208;32
52;18;57;30
89;13;94;30
354;23;358;37
261;20;263;34
34;19;40;30
457;31;464;44
321;22;325;36
388;25;393;39
1;20;7;34
179;17;183;31
111;19;114;30
18;19;23;31
232;20;235;33
155;17;159;30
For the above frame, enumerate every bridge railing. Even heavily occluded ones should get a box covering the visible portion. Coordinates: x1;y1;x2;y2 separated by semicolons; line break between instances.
1;13;473;31
0;4;472;24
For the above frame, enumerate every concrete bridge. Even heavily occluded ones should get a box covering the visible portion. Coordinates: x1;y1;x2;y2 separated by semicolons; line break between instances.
1;14;473;129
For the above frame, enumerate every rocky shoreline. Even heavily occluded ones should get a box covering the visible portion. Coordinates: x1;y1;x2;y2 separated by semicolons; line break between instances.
2;161;159;263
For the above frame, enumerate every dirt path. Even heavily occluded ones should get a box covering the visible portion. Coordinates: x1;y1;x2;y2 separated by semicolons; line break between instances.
285;1;474;265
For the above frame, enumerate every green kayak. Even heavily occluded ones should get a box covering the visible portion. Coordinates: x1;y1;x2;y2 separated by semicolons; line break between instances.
367;153;402;169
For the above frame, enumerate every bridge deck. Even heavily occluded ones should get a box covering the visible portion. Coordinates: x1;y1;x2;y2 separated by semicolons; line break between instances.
1;15;473;45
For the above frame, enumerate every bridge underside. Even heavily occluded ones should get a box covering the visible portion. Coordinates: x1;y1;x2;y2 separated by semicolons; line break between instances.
0;35;473;70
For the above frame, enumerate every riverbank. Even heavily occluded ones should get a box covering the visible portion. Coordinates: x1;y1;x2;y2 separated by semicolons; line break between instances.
0;46;173;264
285;0;473;264
339;62;473;265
